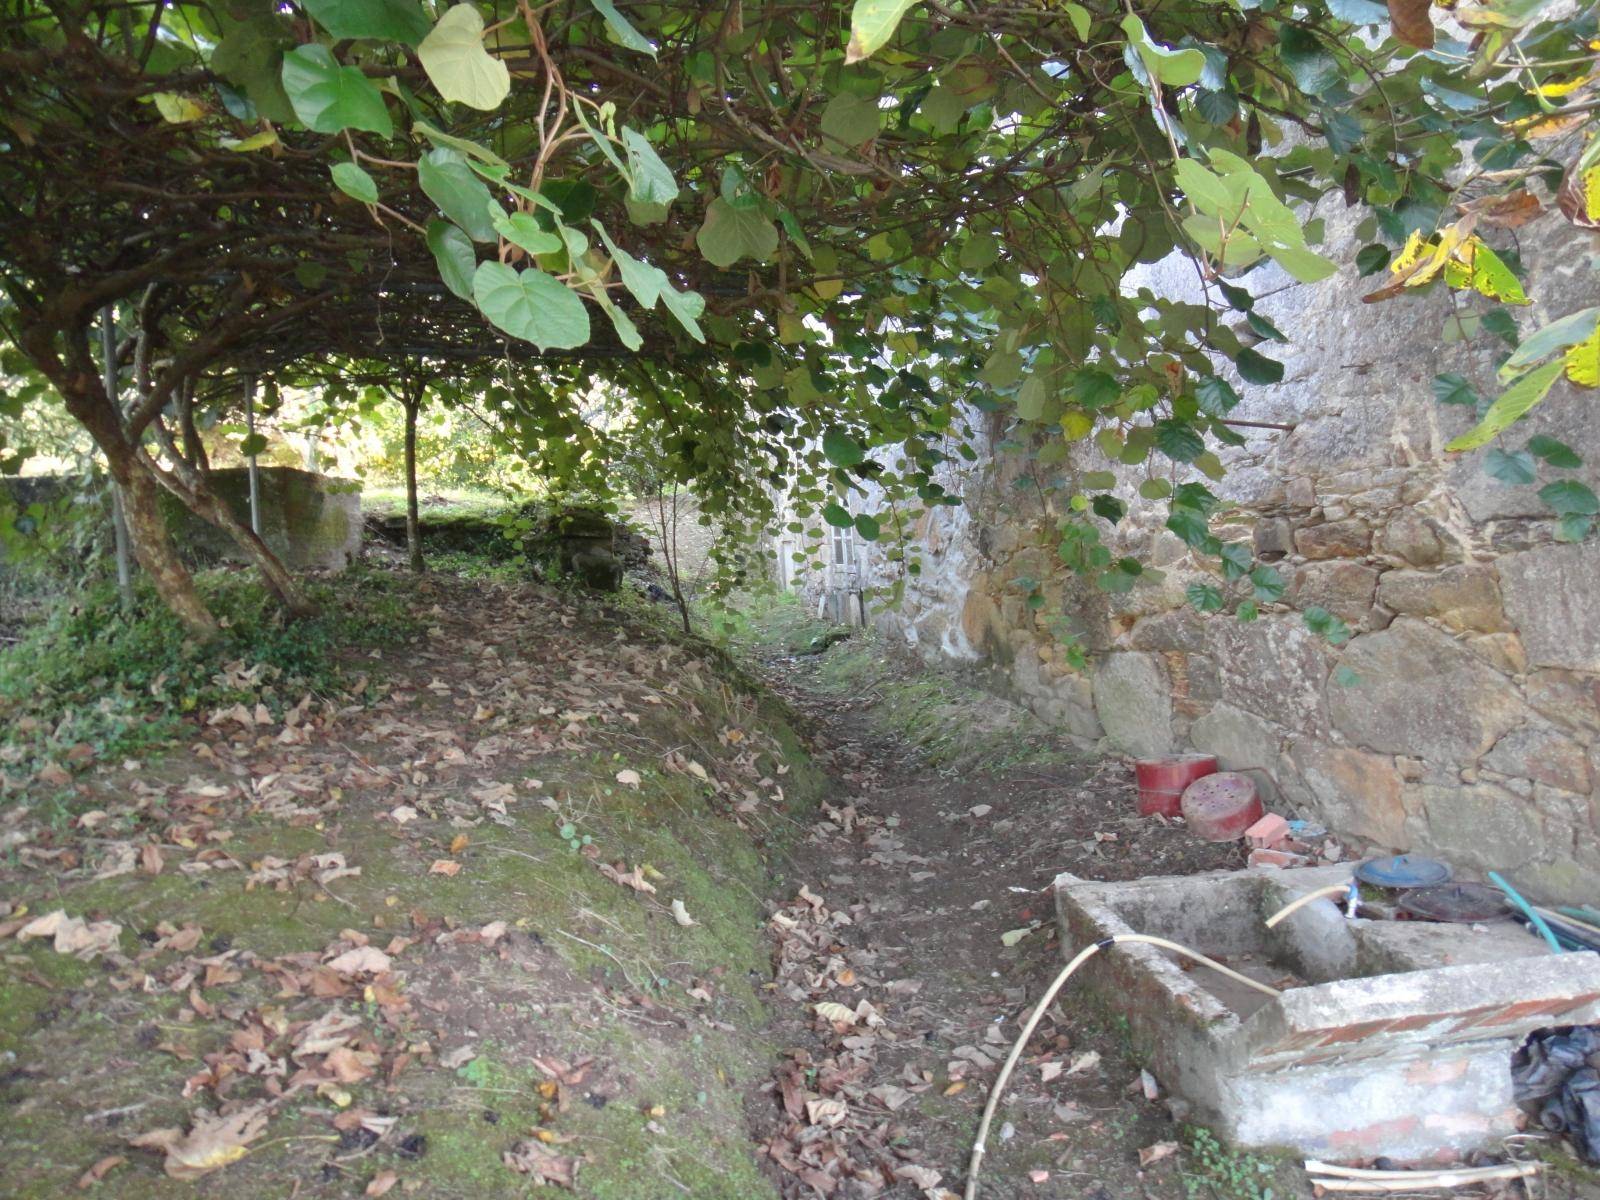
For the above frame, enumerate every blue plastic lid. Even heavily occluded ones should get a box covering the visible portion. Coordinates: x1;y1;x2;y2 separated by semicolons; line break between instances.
1355;854;1453;888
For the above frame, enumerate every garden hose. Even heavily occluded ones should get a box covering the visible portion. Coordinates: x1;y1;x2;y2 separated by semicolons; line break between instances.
964;934;1282;1200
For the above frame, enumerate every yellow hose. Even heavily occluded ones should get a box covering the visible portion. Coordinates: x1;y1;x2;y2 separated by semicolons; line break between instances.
1263;882;1351;928
963;934;1281;1200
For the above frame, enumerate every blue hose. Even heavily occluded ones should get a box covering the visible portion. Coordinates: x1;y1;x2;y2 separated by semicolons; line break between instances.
1489;871;1563;954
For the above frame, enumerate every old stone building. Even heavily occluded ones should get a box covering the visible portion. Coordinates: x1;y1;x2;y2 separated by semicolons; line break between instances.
779;203;1600;903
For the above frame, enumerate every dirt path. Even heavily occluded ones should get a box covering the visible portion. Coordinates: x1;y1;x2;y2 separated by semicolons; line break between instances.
745;643;1261;1200
741;636;1600;1200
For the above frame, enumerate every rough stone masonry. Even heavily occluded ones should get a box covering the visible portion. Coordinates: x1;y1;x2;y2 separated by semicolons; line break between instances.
789;202;1600;904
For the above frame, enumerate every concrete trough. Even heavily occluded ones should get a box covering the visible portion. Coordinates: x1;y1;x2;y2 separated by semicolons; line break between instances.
1054;865;1600;1163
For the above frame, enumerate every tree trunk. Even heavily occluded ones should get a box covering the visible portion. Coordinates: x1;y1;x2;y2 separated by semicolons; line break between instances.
403;395;425;573
117;464;221;639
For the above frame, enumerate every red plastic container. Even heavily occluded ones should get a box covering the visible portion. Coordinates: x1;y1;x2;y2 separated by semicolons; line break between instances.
1181;772;1264;842
1133;754;1218;817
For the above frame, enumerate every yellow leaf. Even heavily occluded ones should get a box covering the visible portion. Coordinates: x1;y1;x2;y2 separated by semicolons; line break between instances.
221;129;280;152
1532;72;1595;98
1059;409;1093;440
448;833;470;854
814;1000;857;1025
1566;325;1600;387
153;93;206;123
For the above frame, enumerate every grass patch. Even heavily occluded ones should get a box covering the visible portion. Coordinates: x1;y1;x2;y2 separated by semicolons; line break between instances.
0;567;420;784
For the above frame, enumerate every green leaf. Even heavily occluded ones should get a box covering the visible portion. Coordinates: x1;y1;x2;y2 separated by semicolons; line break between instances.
1155;420;1205;463
1166;509;1213;549
426;219;476;301
1303;606;1352;645
593;223;705;342
1234;348;1284;385
822;502;855;528
1355;243;1391;276
696;197;777;267
1557;515;1595;542
845;0;921;63
330;161;378;204
1431;373;1478;406
1249;564;1285;602
1219;542;1252;580
1186;583;1225;613
1194;88;1237;125
1081;470;1117;489
1483;447;1536;485
1138;478;1172;500
1539;479;1599;516
1061;2;1091;40
854;513;881;541
1527;435;1582;469
1498;307;1600;382
472;261;591;350
622;128;678;213
1445;358;1566;452
491;208;562;256
822;427;866;468
1091;494;1126;523
587;0;658;57
1237;599;1259;622
1265;244;1338;284
281;44;392;136
1195;375;1240;417
418;149;497;242
820;93;882;149
1073;369;1120;409
1121;14;1205;86
302;0;431;44
239;432;269;457
412;118;508;168
418;4;510;110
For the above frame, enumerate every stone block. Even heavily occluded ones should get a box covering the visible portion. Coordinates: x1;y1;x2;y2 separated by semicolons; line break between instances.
1375;564;1504;633
959;587;1011;664
1499;542;1600;671
1293;561;1378;626
1204;615;1332;735
167;467;361;571
1328;619;1527;761
1482;726;1592;794
1092;651;1174;757
1376;509;1445;566
1189;702;1282;801
1288;739;1408;848
1416;782;1543;872
1294;518;1371;560
1526;669;1600;735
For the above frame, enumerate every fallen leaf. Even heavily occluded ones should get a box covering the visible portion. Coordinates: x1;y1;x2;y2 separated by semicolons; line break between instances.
129;1105;269;1179
1138;1140;1179;1168
1000;926;1035;947
503;1137;580;1186
429;859;461;876
16;910;122;960
325;946;392;977
814;1000;857;1026
615;769;641;787
1065;1050;1101;1076
1040;1061;1063;1083
140;843;165;875
1029;1168;1050;1183
366;1168;400;1196
670;899;696;926
448;833;470;855
969;804;992;817
76;1154;126;1188
805;1097;848;1127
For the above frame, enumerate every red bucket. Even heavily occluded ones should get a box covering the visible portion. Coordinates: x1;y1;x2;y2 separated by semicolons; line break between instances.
1181;772;1264;842
1133;754;1218;817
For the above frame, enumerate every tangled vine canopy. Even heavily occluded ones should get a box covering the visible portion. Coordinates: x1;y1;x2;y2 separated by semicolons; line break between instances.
1;0;1597;632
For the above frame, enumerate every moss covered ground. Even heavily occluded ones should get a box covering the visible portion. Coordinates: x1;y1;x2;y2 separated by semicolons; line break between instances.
0;574;822;1198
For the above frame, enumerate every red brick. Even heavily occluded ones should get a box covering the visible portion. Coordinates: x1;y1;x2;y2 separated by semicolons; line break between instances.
1316;1018;1396;1047
1328;1116;1420;1153
1245;814;1290;849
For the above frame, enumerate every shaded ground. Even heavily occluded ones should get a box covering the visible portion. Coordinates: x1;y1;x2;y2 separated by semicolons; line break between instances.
0;575;823;1198
734;601;1600;1200
4;578;1598;1200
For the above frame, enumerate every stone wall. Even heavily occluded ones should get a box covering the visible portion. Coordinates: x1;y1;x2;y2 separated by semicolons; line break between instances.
167;467;362;571
818;203;1600;903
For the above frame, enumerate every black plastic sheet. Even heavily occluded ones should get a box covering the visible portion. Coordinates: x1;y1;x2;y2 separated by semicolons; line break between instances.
1515;1027;1600;1163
